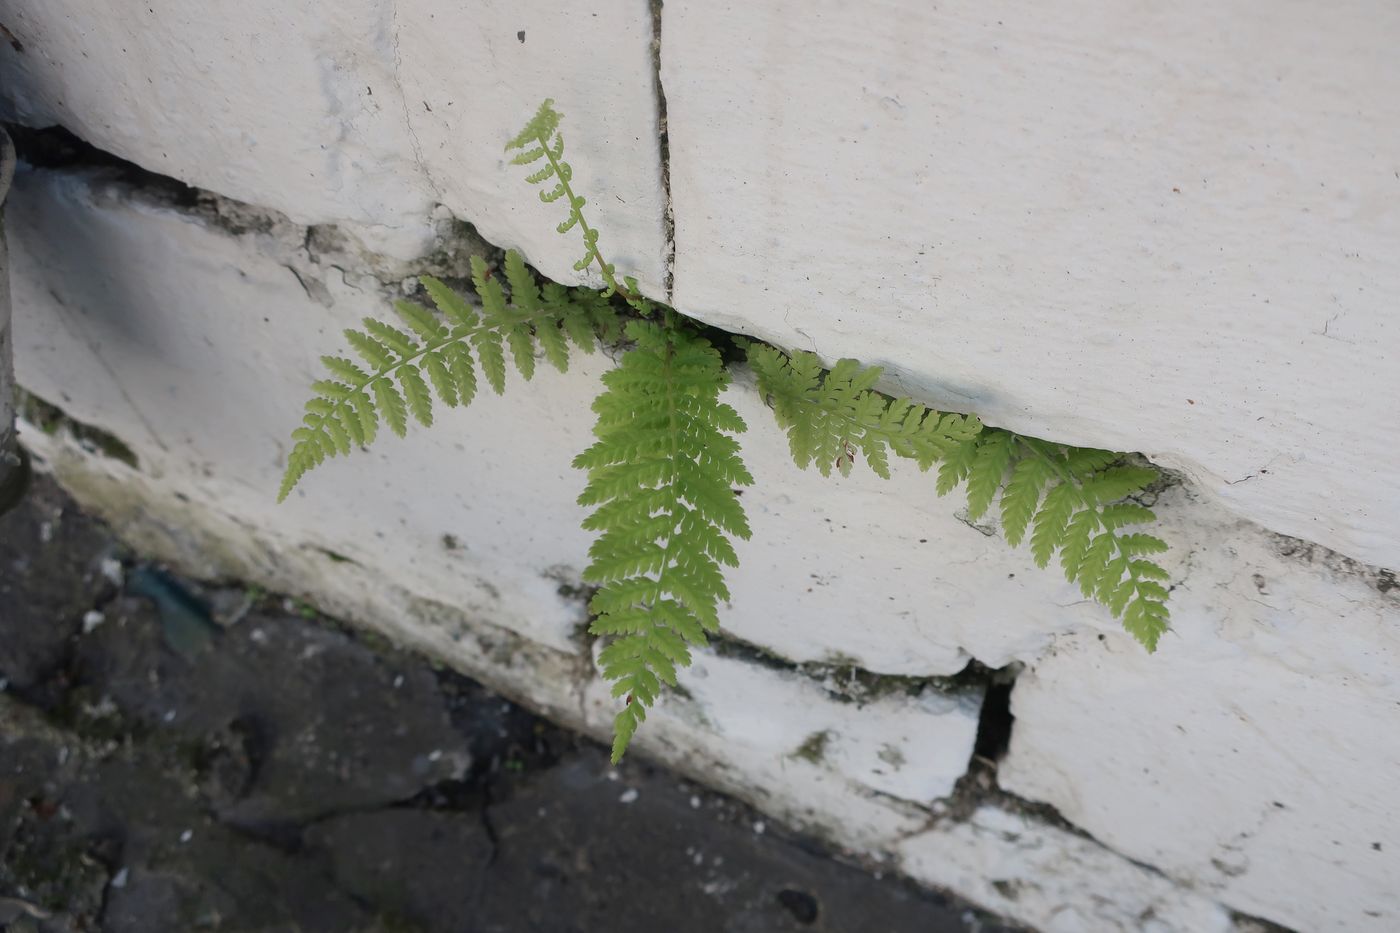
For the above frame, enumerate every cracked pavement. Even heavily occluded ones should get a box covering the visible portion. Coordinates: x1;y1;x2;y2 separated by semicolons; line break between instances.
0;476;1018;932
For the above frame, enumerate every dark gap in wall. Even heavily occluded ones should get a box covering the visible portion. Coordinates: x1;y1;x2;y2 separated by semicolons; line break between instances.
1232;910;1301;933
940;661;1014;814
649;0;675;303
973;674;1015;762
5;122;199;209
708;631;991;704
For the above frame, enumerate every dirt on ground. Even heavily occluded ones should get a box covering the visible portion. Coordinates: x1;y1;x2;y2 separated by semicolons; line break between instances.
0;475;1018;933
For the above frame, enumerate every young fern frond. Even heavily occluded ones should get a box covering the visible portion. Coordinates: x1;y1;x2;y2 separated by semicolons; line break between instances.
278;249;618;500
506;98;654;317
749;345;1171;650
747;344;983;476
574;320;753;762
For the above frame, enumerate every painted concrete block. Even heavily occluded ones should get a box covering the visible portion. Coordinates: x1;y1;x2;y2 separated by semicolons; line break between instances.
0;0;668;282
1000;530;1400;931
662;0;1400;568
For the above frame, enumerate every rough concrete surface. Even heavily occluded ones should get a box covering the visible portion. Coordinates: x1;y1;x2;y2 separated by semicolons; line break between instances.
0;476;1018;933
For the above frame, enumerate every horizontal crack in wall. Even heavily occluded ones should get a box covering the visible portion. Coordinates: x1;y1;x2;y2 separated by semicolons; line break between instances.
8;118;1392;586
708;630;999;704
19;390;139;470
1269;531;1398;600
4;122;495;292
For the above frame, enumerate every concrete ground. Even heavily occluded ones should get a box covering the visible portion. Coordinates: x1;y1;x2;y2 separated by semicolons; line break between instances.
0;475;1020;932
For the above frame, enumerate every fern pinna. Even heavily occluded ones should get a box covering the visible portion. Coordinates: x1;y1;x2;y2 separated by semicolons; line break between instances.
938;432;1170;649
574;321;752;761
278;251;617;501
748;346;1171;650
280;98;1174;762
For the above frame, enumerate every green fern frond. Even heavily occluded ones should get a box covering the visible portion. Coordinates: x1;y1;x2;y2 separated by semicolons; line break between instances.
505;98;563;155
506;99;653;316
746;342;1171;650
575;320;753;762
941;431;1171;650
278;250;618;501
746;345;982;478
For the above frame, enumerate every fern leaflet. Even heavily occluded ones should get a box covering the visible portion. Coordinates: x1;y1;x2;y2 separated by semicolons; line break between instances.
941;431;1170;649
746;345;983;477
279;250;618;500
575;320;753;762
749;346;1171;650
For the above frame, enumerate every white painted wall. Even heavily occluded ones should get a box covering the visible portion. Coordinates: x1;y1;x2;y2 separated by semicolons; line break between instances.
0;0;667;285
3;3;1398;931
662;0;1400;571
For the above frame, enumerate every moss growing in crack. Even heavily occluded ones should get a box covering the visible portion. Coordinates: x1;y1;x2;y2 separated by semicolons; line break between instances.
790;730;831;765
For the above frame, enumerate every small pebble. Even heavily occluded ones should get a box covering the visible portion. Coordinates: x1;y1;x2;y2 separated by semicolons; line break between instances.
82;610;105;633
753;821;766;835
690;795;702;809
618;788;639;804
111;868;129;889
179;830;193;843
100;558;124;586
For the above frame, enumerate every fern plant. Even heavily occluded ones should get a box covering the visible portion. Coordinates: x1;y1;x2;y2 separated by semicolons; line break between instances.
280;99;1173;761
